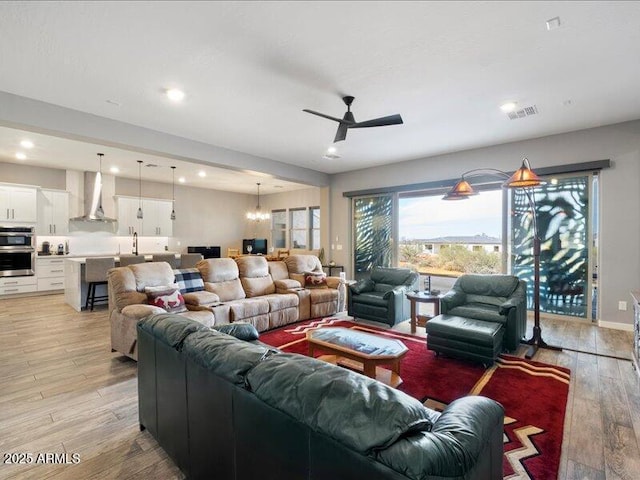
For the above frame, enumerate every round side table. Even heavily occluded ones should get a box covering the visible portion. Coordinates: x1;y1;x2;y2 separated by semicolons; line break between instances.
405;291;442;334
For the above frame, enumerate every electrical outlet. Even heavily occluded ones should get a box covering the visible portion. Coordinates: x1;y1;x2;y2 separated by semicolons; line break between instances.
336;244;342;250
618;301;628;311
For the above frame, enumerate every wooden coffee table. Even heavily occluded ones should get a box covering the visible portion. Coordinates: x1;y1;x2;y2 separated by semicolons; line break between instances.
307;327;408;387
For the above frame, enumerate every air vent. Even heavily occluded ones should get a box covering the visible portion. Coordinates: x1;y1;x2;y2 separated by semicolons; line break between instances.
323;153;341;160
145;163;159;167
507;105;538;120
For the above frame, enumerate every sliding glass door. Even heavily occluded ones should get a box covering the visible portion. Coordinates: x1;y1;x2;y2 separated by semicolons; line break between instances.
353;194;394;279
511;174;593;318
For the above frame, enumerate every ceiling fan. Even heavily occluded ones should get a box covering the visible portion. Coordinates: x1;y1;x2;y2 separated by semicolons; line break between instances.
303;96;403;143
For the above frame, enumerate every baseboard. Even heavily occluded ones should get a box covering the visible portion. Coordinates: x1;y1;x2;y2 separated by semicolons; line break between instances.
597;319;634;331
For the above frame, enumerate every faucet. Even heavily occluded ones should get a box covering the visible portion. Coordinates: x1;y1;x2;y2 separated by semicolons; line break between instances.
133;231;138;256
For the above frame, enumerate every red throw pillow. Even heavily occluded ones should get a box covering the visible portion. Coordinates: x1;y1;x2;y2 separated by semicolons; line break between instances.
145;285;187;313
304;271;328;289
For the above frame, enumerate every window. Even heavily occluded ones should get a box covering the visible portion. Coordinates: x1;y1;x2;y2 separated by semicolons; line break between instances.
290;208;307;249
271;210;287;249
353;194;393;278
511;174;594;318
310;206;320;250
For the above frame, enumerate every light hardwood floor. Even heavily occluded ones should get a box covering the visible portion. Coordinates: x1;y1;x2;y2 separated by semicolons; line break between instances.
0;294;638;479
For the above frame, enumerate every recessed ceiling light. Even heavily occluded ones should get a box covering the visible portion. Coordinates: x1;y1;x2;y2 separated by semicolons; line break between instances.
198;171;206;178
110;166;120;174
178;177;186;183
166;88;185;102
20;140;34;149
327;146;337;154
16;152;27;160
499;102;518;113
550;178;559;185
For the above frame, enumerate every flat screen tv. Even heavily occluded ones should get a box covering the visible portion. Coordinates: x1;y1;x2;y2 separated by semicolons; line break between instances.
242;238;268;255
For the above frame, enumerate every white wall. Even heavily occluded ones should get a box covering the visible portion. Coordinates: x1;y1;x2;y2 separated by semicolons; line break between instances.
329;120;640;327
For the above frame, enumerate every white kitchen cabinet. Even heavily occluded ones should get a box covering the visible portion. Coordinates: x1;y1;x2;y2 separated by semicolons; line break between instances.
37;189;69;235
0;185;38;223
37;257;66;291
1;275;37;295
141;199;173;237
116;196;143;236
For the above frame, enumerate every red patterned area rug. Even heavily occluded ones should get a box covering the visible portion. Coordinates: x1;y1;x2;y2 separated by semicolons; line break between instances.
259;317;571;480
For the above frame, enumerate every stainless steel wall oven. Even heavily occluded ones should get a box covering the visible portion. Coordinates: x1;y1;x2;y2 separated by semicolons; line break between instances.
0;226;36;277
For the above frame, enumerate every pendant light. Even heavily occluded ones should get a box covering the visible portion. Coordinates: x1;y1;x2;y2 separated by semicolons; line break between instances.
136;160;143;219
170;166;176;220
95;153;105;218
246;182;270;222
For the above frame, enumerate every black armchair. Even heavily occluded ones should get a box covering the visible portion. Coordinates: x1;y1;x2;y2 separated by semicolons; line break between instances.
348;267;419;326
440;274;527;351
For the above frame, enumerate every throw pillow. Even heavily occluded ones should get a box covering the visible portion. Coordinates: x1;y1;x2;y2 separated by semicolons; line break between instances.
213;322;260;341
173;268;205;294
304;271;328;289
350;278;375;294
145;284;187;313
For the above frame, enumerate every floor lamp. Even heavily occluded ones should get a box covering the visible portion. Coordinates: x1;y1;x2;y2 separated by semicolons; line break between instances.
442;158;562;359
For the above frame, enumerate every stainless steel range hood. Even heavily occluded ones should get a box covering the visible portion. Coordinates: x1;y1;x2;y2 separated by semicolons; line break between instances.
69;171;118;233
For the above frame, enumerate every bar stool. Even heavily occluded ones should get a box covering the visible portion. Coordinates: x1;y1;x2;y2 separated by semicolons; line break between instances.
85;257;115;311
152;253;179;268
119;255;146;267
179;253;203;268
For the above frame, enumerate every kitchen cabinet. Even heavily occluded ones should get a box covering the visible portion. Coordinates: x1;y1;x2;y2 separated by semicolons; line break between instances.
37;189;69;235
37;257;66;291
116;196;172;237
141;199;173;237
1;275;37;295
0;185;37;223
116;197;143;235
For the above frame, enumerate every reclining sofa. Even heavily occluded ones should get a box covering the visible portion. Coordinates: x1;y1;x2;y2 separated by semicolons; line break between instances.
138;313;505;480
108;254;345;359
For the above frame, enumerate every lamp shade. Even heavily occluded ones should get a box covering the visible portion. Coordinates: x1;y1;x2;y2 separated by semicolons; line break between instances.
504;158;542;188
442;179;478;200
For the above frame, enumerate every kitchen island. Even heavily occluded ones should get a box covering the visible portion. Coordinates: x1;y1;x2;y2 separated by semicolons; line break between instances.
64;254;179;312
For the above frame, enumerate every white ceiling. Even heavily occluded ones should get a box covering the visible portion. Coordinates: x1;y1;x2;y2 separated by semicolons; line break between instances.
1;1;640;185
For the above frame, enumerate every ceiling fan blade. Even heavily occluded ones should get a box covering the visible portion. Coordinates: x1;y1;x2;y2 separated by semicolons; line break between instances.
334;123;348;142
303;109;353;124
350;114;403;129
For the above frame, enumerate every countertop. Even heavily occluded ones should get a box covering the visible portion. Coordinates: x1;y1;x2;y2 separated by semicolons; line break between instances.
61;253;180;263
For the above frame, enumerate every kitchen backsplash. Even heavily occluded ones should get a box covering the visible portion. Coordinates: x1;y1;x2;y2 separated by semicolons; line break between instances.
37;235;170;255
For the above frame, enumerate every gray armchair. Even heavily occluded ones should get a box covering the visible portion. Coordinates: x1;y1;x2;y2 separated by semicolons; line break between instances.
348;267;419;326
440;274;527;351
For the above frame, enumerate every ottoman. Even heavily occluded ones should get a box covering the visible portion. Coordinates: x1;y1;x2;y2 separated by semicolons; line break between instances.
426;314;504;366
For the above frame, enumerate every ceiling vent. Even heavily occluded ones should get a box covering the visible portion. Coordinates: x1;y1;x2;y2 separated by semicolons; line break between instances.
507;105;538;120
145;163;159;168
323;153;341;160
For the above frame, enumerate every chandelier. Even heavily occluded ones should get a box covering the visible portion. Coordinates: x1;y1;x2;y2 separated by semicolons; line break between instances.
246;182;270;222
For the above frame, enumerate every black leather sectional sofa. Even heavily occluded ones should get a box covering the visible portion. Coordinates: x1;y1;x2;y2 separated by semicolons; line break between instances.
137;314;505;480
